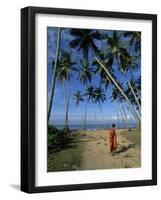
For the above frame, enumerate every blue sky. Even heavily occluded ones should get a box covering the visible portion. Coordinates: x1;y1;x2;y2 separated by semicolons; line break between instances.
47;27;141;125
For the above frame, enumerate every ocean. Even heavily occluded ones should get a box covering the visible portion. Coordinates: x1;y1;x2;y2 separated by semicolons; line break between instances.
54;123;137;130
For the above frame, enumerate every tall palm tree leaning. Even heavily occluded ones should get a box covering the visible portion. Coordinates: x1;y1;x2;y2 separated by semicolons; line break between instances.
94;87;106;126
95;57;141;122
57;51;76;130
120;110;126;128
104;31;141;112
48;28;61;123
73;91;84;129
92;50;114;90
122;104;129;128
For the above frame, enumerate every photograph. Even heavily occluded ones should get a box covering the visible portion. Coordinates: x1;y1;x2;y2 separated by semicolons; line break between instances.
47;27;141;172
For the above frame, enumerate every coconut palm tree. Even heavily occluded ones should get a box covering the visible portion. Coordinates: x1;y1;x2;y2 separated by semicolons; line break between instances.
77;60;93;130
120;110;126;129
78;59;93;85
126;105;135;128
57;51;77;130
93;87;106;126
116;111;120;128
73;91;84;106
94;112;98;130
95;57;141;122
104;31;141;110
48;28;61;122
123;31;141;55
92;51;114;89
125;80;141;111
69;29;102;61
73;91;84;129
82;86;95;130
122;104;129;128
110;82;124;103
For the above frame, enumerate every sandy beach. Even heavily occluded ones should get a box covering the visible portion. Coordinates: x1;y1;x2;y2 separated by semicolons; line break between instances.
48;128;141;172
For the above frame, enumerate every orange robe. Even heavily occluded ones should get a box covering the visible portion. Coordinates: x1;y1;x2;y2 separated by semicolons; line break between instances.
109;128;117;152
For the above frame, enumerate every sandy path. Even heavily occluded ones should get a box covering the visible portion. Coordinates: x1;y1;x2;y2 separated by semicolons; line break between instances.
78;130;141;169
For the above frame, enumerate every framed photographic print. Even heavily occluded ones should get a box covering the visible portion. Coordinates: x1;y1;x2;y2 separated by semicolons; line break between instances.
21;6;157;193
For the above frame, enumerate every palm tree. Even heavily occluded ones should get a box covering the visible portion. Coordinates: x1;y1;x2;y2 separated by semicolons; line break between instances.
78;59;93;85
93;51;114;89
124;77;141;116
123;31;141;55
83;86;95;130
73;91;84;128
122;104;129;128
120;110;126;129
104;31;141;110
116;111;120;128
126;105;135;128
94;87;106;126
57;51;76;130
73;91;84;106
69;29;102;61
85;86;95;102
95;57;141;122
94;112;98;130
48;28;61;122
76;60;93;130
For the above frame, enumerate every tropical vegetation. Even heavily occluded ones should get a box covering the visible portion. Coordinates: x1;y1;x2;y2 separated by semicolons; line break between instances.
47;28;141;132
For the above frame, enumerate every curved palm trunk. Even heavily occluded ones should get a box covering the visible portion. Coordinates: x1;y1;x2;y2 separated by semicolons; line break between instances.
64;81;70;130
122;104;128;128
126;105;135;128
129;68;141;100
84;100;87;130
48;28;61;123
77;107;84;130
122;71;141;113
128;105;139;123
98;101;105;127
120;110;126;129
95;57;141;122
128;81;141;111
80;111;84;130
116;111;120;128
95;112;98;130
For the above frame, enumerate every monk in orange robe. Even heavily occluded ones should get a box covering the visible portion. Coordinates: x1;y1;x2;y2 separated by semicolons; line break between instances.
109;123;117;153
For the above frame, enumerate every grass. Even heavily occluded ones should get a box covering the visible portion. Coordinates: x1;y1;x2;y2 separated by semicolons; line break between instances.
121;128;141;147
47;140;83;172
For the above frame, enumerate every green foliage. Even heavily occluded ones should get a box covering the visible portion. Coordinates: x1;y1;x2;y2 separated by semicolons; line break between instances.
73;91;84;106
48;124;69;152
69;29;103;60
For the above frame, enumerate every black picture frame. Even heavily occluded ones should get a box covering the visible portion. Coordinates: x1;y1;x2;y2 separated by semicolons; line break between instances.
21;6;157;193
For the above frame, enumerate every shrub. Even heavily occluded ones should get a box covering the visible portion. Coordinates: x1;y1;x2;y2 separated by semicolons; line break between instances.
48;124;68;152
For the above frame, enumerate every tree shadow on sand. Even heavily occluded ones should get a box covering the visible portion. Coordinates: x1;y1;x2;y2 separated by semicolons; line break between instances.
115;143;135;154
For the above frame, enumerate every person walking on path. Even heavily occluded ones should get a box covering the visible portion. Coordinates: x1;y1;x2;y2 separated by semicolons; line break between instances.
109;123;117;153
